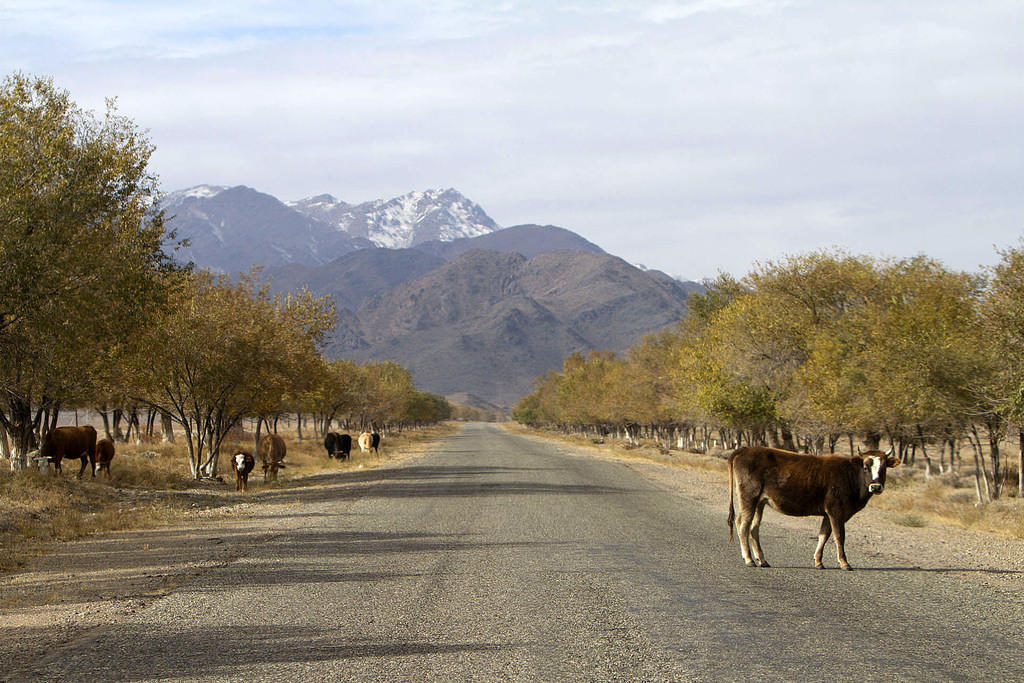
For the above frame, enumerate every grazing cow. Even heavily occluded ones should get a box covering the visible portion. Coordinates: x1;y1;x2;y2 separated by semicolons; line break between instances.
258;433;287;482
324;432;352;461
94;438;116;478
40;426;98;478
357;432;372;454
337;433;351;460
370;432;381;454
727;445;900;570
232;450;256;492
324;432;339;459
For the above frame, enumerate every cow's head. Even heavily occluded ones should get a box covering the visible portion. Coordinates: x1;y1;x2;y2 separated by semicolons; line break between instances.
856;448;900;494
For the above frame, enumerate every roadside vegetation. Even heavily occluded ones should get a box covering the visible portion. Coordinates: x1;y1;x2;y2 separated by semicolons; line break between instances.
0;422;457;571
512;423;1024;541
514;249;1024;541
0;73;453;569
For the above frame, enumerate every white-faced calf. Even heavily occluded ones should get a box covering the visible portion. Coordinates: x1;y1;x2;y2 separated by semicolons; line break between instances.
233;450;255;492
727;446;900;570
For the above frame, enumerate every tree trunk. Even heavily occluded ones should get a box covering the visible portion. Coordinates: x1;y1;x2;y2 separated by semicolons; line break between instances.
296;411;304;442
253;417;264;479
99;409;113;441
161;411;175;443
1016;429;1024;498
968;429;991;504
988;424;1003;499
917;425;932;480
112;409;125;442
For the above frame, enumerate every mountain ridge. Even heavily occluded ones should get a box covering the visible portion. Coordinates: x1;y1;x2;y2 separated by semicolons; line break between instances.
163;184;702;407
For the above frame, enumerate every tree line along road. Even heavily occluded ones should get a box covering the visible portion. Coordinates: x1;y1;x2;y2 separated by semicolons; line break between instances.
9;422;1024;682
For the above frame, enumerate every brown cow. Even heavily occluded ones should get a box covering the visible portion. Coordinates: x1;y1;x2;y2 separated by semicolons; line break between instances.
258;434;287;482
95;438;116;478
728;445;900;570
40;426;98;478
232;450;255;491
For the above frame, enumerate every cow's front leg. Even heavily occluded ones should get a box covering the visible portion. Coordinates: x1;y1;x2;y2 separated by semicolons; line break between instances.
813;516;831;569
827;512;852;570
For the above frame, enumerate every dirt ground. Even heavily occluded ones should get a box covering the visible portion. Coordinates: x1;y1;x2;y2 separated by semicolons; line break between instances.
3;423;1023;681
0;431;446;681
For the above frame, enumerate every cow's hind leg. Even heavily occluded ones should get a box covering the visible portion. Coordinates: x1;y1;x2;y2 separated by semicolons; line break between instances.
77;457;88;479
813;516;832;569
734;487;759;567
749;498;770;567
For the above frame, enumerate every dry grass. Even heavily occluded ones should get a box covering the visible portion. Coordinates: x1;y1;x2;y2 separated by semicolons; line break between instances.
509;423;1024;540
0;423;457;572
873;468;1024;539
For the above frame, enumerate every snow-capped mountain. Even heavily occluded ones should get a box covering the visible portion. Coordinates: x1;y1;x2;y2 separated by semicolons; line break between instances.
159;185;369;274
289;188;501;249
160;185;502;274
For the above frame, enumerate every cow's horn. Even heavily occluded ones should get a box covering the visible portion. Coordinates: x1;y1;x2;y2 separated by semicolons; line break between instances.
885;446;894;457
856;446;862;456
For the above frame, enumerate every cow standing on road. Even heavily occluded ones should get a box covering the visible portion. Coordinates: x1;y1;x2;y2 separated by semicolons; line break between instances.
727;446;900;570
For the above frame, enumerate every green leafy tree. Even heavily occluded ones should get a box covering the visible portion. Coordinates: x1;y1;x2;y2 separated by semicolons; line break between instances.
0;72;174;465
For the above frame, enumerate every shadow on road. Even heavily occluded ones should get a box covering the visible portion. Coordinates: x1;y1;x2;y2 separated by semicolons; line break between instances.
757;564;1024;576
1;525;564;610
19;624;523;681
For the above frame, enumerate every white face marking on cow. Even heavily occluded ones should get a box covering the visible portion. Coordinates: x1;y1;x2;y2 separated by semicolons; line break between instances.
870;456;883;481
866;456;885;493
235;453;246;471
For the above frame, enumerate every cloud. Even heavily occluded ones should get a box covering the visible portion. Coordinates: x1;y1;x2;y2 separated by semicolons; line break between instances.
2;0;1022;279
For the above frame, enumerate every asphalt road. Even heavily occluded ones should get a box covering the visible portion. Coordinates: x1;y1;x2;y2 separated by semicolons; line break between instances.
17;423;1024;681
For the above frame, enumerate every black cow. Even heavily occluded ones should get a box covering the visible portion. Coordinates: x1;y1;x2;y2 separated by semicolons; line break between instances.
324;432;352;461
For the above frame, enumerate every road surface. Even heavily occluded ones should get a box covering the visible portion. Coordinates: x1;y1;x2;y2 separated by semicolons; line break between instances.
10;423;1024;681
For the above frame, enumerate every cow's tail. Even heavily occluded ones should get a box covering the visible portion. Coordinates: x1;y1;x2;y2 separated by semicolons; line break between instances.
727;451;736;543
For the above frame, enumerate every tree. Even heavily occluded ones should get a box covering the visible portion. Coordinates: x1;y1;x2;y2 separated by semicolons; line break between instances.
982;244;1024;497
132;271;334;478
0;72;175;466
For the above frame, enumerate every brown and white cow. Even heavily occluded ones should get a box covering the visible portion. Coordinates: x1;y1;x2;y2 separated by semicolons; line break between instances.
94;438;116;478
232;450;256;491
727;445;900;570
258;434;287;482
40;426;98;478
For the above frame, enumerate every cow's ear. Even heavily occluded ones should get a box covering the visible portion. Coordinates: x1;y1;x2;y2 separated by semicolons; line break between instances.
851;456;865;469
886;456;901;468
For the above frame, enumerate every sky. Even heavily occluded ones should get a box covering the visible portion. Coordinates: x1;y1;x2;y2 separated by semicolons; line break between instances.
2;1;1022;281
